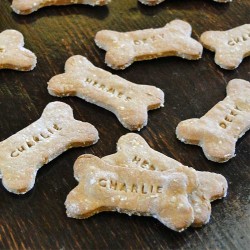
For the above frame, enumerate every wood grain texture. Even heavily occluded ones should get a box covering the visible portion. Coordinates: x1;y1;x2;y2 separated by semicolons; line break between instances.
0;0;249;249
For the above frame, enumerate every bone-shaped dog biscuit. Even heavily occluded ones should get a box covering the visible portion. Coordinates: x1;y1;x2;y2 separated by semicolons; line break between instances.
138;0;232;5
138;0;166;5
65;154;194;232
200;24;250;69
212;0;232;2
48;56;164;131
95;20;203;69
0;102;99;194
0;30;37;71
11;0;110;15
176;79;250;163
102;133;228;226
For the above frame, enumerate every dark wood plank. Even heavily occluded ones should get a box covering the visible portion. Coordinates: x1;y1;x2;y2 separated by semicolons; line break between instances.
0;0;249;249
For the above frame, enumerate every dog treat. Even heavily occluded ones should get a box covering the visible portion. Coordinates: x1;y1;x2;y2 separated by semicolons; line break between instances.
176;79;250;163
103;133;228;226
95;19;203;69
139;0;232;5
138;0;165;5
0;102;99;194
214;0;232;2
11;0;111;15
0;30;37;71
200;24;250;69
65;154;194;232
48;55;164;131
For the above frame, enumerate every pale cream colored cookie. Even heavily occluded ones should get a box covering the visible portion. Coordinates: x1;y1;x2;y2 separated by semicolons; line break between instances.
48;55;164;131
65;154;194;232
102;133;228;227
138;0;165;5
0;102;99;194
0;30;37;71
200;24;250;69
176;79;250;163
11;0;110;15
95;20;203;69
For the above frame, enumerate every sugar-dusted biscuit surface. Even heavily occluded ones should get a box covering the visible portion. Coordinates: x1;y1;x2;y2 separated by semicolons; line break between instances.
200;24;250;69
0;101;99;194
11;0;111;15
176;79;250;163
95;19;203;69
65;154;194;232
138;0;165;5
48;55;164;131
103;133;228;226
0;29;37;71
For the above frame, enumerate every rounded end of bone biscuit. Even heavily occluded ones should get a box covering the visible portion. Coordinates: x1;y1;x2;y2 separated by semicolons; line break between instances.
73;154;100;181
116;105;149;131
200;31;217;50
14;50;37;71
202;140;235;163
119;117;146;131
1;29;24;42
142;86;165;109
65;183;101;219
157;203;194;232
176;119;202;145
227;79;250;96
188;191;212;227
95;30;113;48
43;101;74;120
2;168;37;195
11;1;38;15
67;122;99;149
168;20;192;35
65;191;84;219
105;47;134;70
65;55;94;72
198;172;228;201
0;30;37;71
199;129;236;163
215;53;242;70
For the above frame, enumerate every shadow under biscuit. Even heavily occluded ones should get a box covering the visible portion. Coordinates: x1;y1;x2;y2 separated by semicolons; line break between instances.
137;0;230;16
11;4;109;24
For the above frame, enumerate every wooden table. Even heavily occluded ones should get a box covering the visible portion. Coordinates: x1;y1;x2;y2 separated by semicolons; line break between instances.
0;0;249;249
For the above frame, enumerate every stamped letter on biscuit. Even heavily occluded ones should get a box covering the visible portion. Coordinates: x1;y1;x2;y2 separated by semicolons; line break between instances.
65;154;194;232
0;30;37;71
48;55;164;131
11;0;111;15
138;0;232;5
176;79;250;162
95;19;203;69
200;24;250;69
103;133;228;227
0;102;99;194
